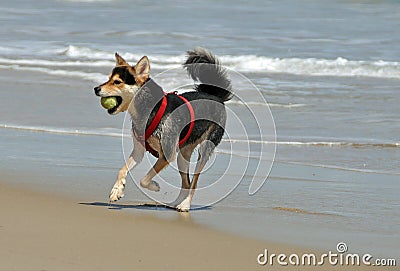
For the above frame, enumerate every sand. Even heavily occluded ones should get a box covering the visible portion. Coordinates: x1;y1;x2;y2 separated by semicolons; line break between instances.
0;183;396;271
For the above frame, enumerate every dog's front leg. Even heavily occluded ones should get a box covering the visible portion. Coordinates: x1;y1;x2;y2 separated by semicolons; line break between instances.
109;139;144;202
139;133;178;192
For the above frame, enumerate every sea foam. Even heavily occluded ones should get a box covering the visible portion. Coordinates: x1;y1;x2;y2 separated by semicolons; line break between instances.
1;45;399;80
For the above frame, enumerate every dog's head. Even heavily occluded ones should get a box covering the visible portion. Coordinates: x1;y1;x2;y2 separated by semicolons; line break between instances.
94;53;150;115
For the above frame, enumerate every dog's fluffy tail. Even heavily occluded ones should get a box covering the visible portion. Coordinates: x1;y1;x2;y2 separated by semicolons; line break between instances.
183;47;233;102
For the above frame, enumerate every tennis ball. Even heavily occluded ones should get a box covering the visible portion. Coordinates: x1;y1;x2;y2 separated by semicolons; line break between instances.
101;97;118;109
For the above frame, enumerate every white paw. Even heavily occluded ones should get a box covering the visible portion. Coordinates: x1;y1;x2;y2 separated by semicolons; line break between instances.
176;197;191;212
141;180;160;192
109;179;125;202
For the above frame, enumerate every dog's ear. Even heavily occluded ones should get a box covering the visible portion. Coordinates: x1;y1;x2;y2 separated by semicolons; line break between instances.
134;56;150;85
115;52;128;66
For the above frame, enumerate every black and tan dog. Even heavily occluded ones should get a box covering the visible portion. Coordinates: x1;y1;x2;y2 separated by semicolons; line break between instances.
94;48;232;211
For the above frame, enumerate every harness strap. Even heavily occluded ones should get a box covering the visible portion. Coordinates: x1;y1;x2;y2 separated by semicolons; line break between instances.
177;95;195;146
134;92;194;157
145;95;167;139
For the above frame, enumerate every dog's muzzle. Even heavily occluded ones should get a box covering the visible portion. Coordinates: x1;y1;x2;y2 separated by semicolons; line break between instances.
94;86;101;96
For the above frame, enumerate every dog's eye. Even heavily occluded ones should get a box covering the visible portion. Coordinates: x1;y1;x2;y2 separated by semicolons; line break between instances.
114;80;122;85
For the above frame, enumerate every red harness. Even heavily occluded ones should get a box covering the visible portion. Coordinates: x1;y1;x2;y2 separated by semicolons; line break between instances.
135;92;195;157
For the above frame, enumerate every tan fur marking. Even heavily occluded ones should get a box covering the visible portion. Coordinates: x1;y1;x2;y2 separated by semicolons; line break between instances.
146;135;163;157
115;52;128;66
134;56;150;85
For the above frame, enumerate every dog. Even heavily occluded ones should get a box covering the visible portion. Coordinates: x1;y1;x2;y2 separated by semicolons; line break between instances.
94;47;232;211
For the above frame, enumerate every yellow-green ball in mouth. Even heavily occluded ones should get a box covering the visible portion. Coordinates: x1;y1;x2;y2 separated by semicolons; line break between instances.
101;97;118;110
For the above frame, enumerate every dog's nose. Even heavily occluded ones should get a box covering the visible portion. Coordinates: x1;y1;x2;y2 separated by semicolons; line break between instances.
94;86;101;96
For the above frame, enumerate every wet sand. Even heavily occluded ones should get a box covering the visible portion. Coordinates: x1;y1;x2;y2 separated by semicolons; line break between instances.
1;183;396;271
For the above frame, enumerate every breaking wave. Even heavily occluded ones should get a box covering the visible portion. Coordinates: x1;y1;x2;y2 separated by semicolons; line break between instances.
225;138;400;148
62;45;400;79
1;45;399;80
226;100;306;108
0;64;105;83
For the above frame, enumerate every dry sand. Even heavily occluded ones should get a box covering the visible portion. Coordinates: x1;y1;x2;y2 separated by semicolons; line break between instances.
0;183;395;271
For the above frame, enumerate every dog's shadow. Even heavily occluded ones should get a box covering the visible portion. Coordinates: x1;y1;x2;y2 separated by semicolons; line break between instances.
79;201;211;212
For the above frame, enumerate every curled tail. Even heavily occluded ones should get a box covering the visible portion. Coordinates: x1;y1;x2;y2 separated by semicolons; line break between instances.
183;47;233;102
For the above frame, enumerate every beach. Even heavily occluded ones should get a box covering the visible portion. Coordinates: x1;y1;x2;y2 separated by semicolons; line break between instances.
0;183;311;271
2;183;267;271
2;182;397;271
1;0;399;269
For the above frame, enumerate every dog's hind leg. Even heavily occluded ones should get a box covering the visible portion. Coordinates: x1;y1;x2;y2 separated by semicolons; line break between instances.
169;144;196;207
176;140;215;212
109;138;145;202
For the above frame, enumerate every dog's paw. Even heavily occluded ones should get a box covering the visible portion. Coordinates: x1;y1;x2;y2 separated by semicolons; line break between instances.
140;179;160;192
109;179;125;202
176;197;191;212
147;180;160;192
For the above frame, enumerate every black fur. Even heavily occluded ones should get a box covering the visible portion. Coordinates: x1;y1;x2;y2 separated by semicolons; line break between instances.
112;66;136;85
134;48;232;159
134;80;219;144
184;47;233;102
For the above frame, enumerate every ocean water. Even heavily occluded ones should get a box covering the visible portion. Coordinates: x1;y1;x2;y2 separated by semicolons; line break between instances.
1;0;399;258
